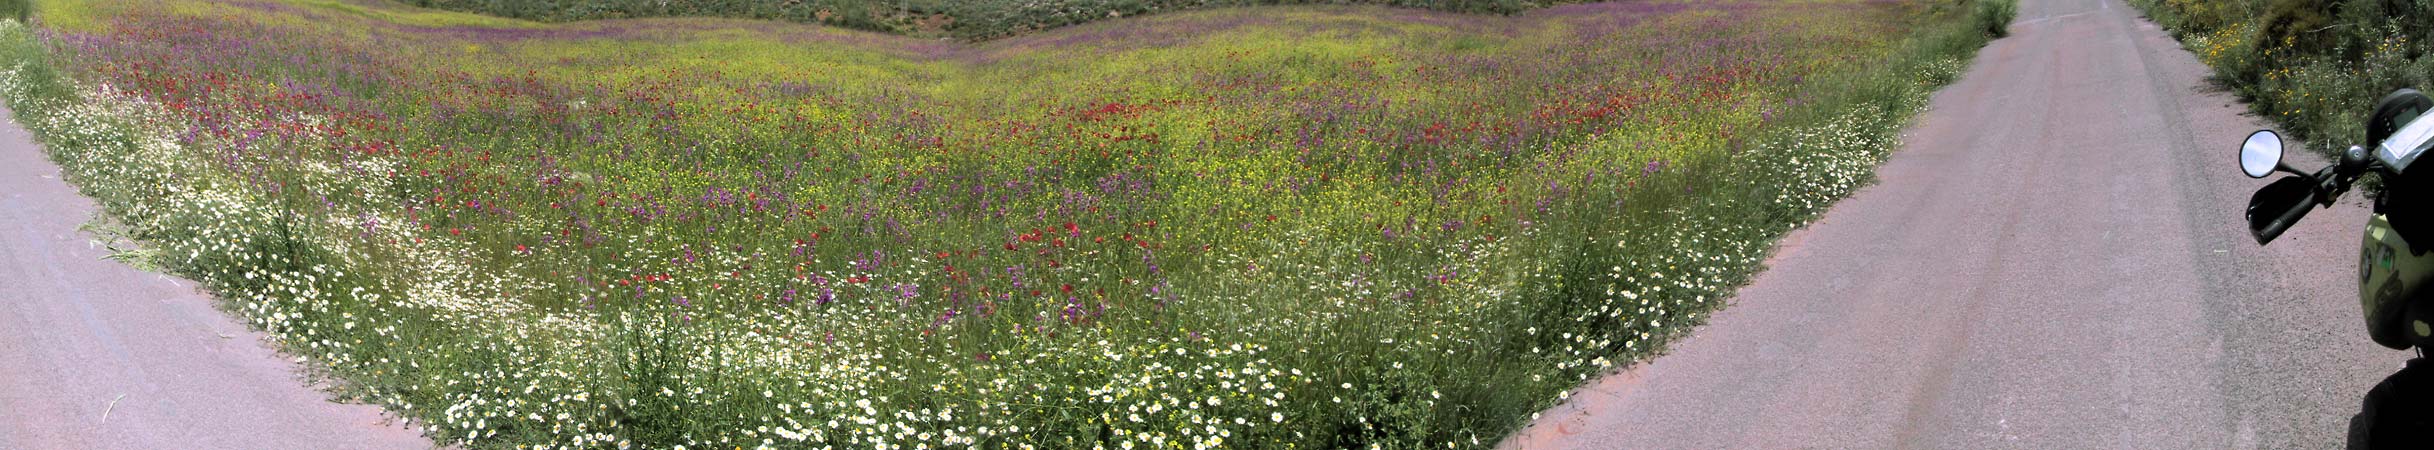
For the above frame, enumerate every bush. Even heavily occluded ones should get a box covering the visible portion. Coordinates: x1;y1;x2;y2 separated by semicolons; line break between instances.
1978;0;2018;38
2135;0;2434;158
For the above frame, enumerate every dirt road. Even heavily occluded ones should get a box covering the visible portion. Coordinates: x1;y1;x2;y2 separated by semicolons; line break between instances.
0;105;433;449
1508;0;2406;448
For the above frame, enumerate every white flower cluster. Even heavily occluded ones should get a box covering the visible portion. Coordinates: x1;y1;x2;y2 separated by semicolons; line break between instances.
1755;103;1896;218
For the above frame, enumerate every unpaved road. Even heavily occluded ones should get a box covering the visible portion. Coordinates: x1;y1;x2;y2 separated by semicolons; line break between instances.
1508;0;2407;448
0;106;432;448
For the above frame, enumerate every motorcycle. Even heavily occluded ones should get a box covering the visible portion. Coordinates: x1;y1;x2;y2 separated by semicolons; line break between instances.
2241;88;2434;448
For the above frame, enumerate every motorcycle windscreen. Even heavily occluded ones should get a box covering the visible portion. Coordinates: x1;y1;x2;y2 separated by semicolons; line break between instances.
2379;112;2434;174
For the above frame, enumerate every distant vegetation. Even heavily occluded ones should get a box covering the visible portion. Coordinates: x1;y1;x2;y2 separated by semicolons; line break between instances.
2133;0;2434;155
405;0;1539;40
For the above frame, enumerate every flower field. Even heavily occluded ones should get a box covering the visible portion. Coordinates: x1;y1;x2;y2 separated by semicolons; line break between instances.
0;0;2007;448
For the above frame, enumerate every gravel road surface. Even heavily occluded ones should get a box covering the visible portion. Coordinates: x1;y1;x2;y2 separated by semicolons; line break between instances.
0;105;433;449
1507;0;2409;448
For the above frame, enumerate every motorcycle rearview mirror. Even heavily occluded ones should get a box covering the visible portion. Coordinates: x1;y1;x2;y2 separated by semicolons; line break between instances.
2242;130;2286;179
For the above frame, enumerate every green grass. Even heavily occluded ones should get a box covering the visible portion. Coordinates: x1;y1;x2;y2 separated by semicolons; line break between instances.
0;0;2015;448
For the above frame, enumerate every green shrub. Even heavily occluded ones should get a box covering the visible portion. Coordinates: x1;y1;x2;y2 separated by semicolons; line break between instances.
2136;0;2434;158
1978;0;2018;37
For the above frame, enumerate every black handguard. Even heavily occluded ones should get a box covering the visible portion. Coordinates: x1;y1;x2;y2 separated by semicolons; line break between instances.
2250;175;2324;245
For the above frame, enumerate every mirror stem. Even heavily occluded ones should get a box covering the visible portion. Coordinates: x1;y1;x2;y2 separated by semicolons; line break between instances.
2277;163;2316;178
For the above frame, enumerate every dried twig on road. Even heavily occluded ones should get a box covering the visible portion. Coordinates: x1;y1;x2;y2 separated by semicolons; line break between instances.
100;393;125;423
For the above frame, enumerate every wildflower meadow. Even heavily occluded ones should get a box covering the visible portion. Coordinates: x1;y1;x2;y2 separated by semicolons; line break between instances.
0;0;2011;448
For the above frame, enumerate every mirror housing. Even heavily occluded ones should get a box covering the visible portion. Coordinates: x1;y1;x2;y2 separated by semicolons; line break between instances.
2242;130;2285;179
